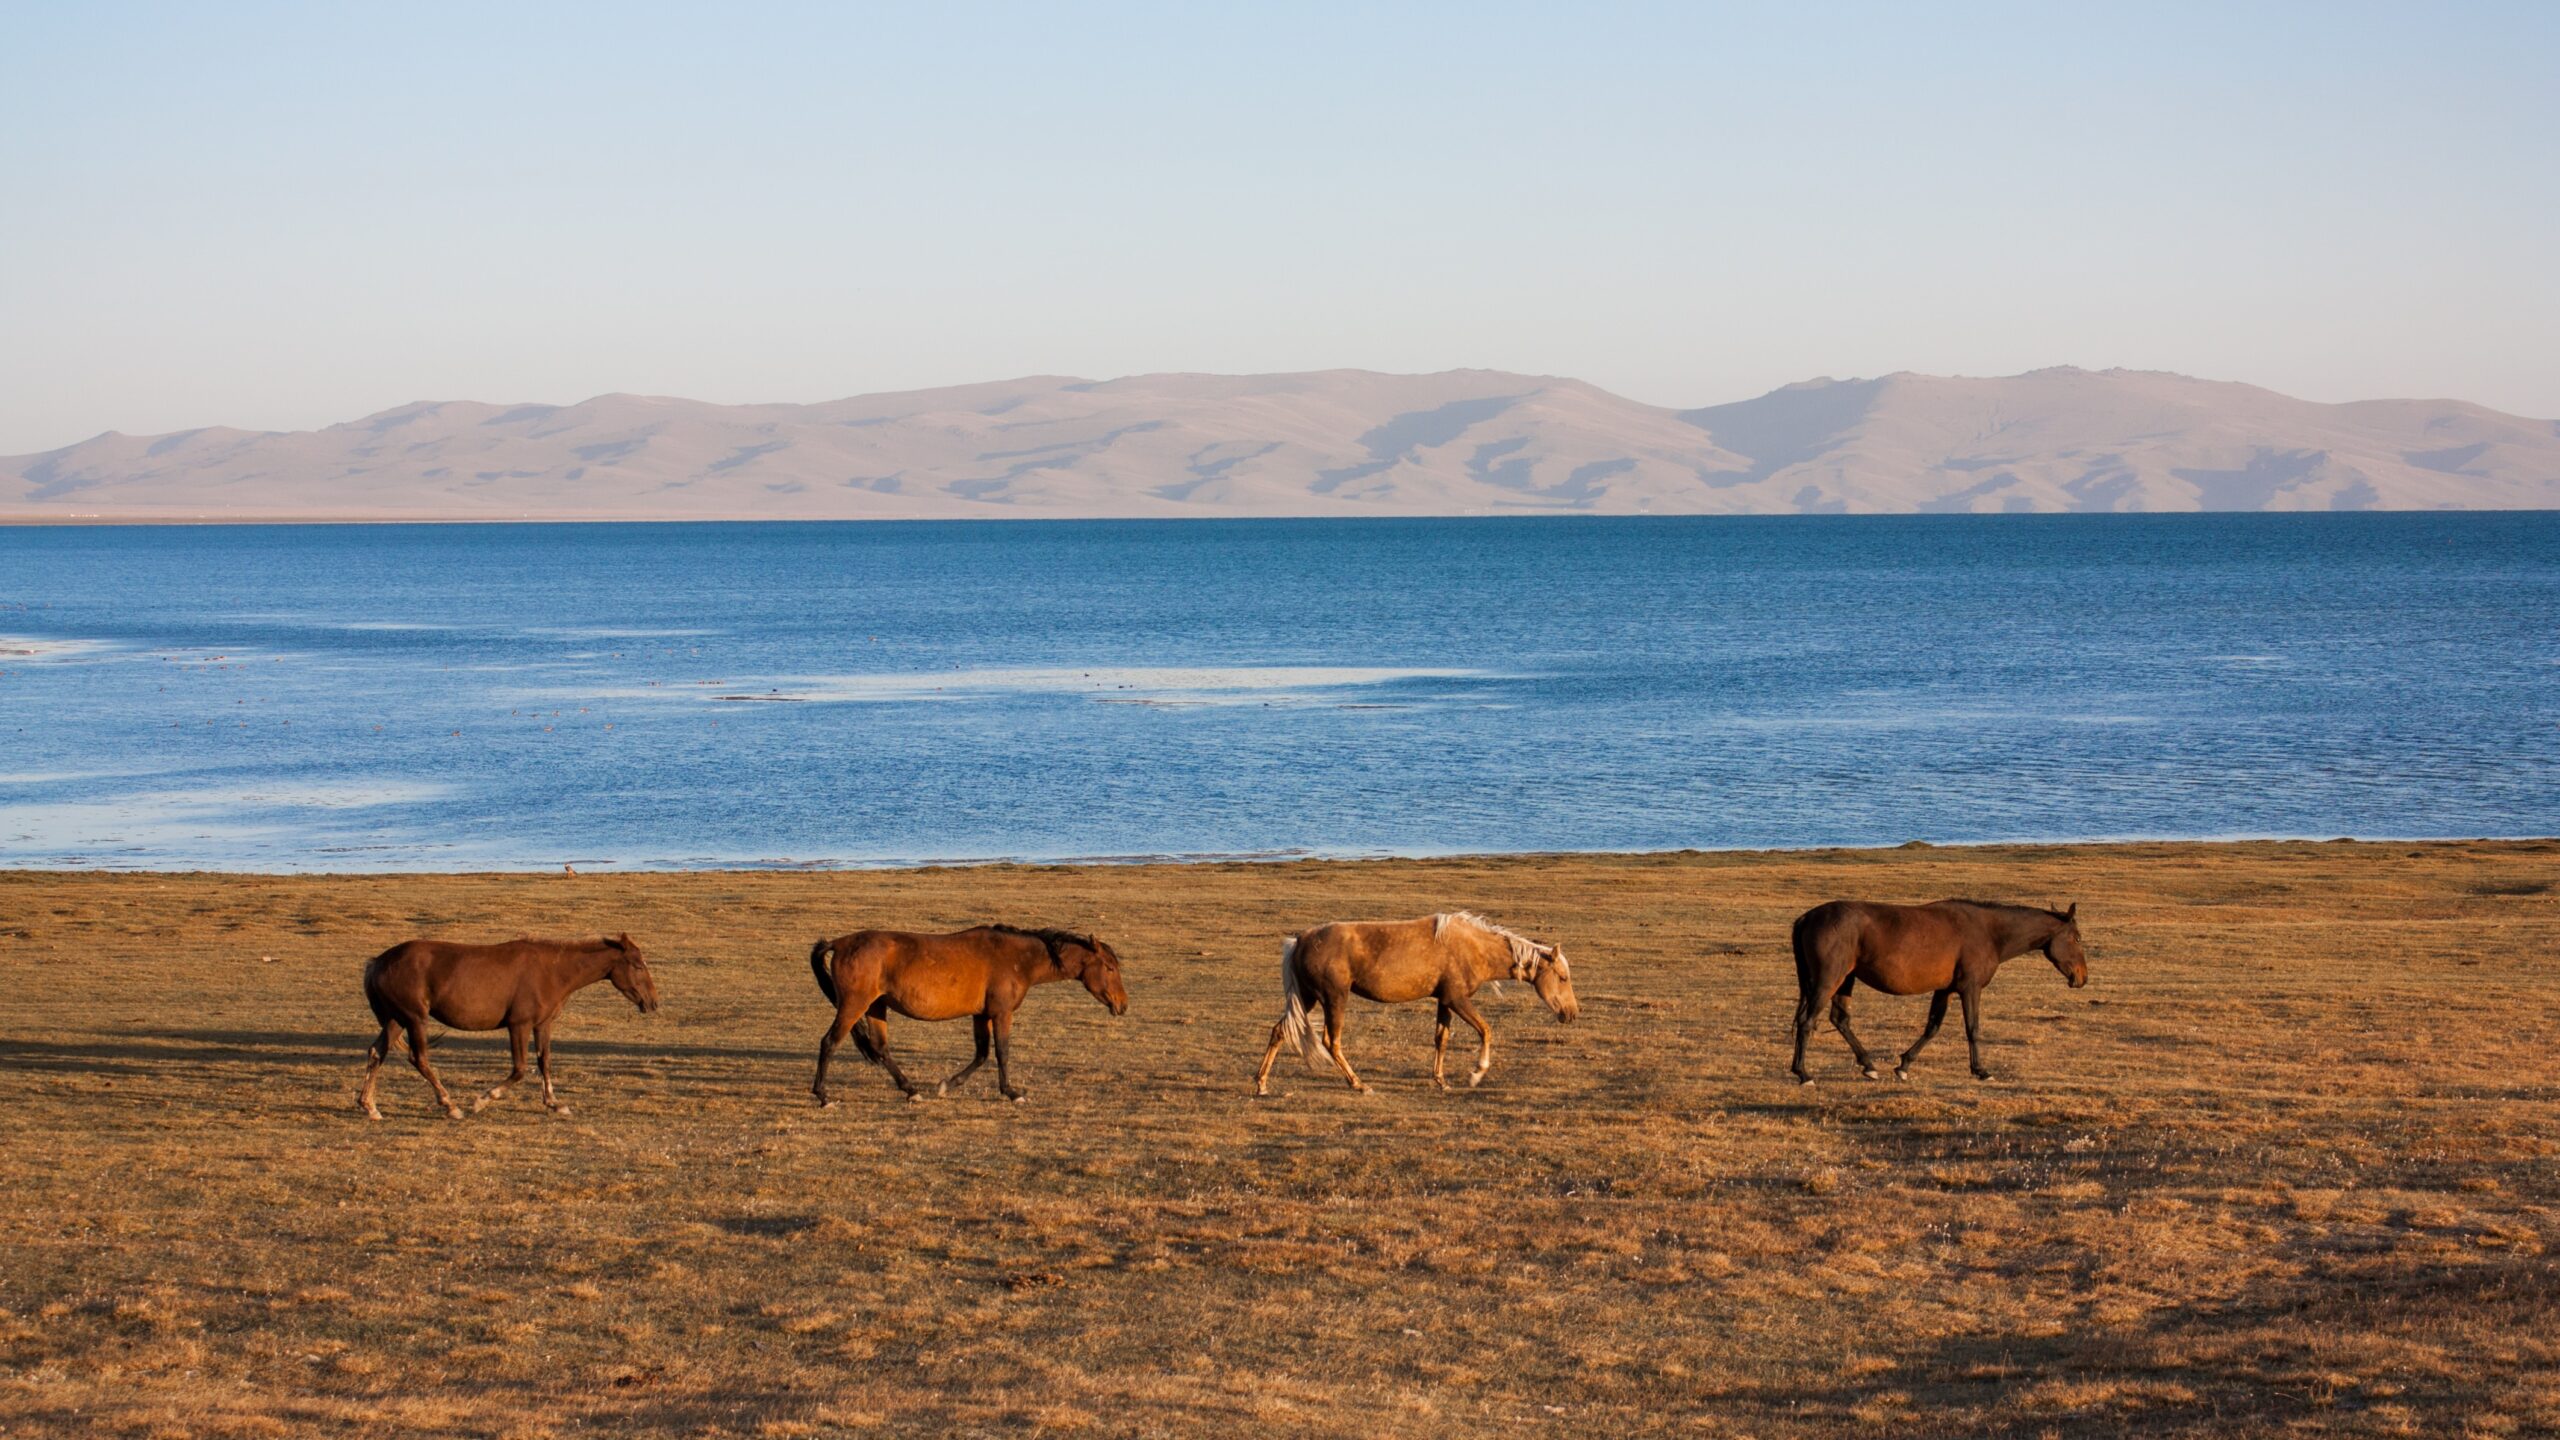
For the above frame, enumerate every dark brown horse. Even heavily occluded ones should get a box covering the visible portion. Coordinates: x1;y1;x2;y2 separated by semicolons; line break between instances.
808;924;1127;1106
1790;900;2087;1084
1255;912;1580;1095
358;934;659;1119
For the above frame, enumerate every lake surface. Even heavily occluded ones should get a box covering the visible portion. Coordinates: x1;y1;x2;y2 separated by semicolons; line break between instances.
1;515;2553;870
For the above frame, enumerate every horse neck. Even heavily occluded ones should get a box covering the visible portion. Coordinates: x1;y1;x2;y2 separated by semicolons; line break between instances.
549;942;619;991
1459;929;1514;986
1014;944;1072;987
1992;910;2061;960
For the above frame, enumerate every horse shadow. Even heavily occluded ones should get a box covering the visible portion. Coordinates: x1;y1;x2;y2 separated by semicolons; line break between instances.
0;1026;803;1075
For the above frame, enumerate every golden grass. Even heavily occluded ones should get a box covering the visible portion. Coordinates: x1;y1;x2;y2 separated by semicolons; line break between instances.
1;840;2555;1437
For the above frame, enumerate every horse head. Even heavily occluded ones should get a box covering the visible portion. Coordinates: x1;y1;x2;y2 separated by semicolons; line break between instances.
604;933;661;1013
1061;935;1128;1016
1526;944;1581;1022
2044;904;2089;989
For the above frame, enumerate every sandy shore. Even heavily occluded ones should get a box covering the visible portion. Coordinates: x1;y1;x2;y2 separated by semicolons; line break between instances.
2;840;2555;1436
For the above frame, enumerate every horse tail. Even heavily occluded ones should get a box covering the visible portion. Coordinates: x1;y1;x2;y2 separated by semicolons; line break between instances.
1790;908;1822;992
808;938;840;1007
1276;935;1331;1067
360;943;413;1026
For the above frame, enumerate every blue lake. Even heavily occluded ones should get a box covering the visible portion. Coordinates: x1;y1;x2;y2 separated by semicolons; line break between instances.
0;514;2553;870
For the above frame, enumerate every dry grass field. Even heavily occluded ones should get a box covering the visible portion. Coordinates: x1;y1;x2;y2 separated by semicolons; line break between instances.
2;841;2556;1438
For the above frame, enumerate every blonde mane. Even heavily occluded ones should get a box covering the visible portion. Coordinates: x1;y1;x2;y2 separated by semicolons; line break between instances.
1433;911;1556;980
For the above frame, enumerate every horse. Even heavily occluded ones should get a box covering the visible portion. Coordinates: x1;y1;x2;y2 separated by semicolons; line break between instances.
357;933;660;1120
807;924;1127;1106
1255;911;1580;1095
1789;899;2088;1084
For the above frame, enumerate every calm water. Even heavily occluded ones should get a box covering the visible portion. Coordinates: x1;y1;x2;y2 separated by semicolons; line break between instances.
0;515;2553;870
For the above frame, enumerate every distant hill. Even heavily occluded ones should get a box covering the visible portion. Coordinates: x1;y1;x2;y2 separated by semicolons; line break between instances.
8;367;2556;518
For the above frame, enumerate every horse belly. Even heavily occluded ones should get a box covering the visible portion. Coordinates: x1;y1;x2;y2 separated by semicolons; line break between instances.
1858;935;1959;996
1347;951;1444;1005
884;973;986;1023
427;995;514;1032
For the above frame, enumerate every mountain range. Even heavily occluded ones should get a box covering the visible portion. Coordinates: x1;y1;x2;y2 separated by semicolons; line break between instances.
8;367;2557;519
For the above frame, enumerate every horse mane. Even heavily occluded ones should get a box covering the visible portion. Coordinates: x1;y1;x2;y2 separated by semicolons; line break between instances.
1433;911;1554;976
985;923;1102;961
1944;899;2071;921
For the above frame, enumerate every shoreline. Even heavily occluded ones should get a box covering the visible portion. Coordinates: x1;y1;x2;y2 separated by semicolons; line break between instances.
5;833;2556;879
9;508;2560;528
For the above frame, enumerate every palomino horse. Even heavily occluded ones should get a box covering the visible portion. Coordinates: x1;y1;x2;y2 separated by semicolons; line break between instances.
808;924;1127;1106
358;934;661;1120
1255;912;1580;1095
1789;899;2088;1084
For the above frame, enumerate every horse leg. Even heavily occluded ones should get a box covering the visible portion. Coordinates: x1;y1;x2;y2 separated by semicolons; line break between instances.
1792;963;1853;1076
866;1013;925;1099
535;1022;571;1115
851;1002;889;1066
1320;995;1366;1093
812;987;873;1108
1830;978;1879;1080
1254;1017;1293;1096
1447;993;1493;1087
991;1008;1027;1102
1789;989;1820;1084
474;1023;530;1114
357;1019;397;1120
1960;983;1992;1080
1432;1002;1453;1090
940;1015;992;1097
1897;990;1953;1080
404;1019;464;1120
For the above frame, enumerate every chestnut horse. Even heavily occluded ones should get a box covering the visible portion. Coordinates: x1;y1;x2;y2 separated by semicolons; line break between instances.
1255;912;1580;1095
1789;899;2088;1084
358;934;661;1120
808;924;1127;1106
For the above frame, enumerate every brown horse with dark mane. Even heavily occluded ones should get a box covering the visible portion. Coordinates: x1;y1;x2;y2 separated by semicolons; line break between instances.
808;924;1128;1106
1255;912;1580;1095
358;934;661;1120
1790;899;2088;1084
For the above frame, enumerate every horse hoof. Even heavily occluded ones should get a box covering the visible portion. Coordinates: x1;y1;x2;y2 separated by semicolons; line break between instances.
1795;1076;1814;1087
906;1090;927;1104
361;1108;382;1122
551;1106;572;1117
934;1081;949;1098
1004;1091;1028;1103
1894;1066;1911;1082
443;1107;465;1121
814;1097;836;1110
1468;1070;1488;1089
1973;1071;1993;1082
1861;1068;1879;1081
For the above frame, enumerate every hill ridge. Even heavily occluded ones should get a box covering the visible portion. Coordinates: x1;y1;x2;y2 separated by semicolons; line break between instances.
10;368;2557;518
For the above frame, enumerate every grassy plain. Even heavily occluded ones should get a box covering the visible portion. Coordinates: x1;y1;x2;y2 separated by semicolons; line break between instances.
1;840;2555;1437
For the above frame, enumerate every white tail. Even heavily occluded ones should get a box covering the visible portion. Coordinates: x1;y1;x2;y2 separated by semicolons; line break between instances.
1276;937;1330;1067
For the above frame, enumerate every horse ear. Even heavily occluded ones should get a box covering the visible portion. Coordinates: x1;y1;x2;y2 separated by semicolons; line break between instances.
616;932;636;952
2064;903;2078;922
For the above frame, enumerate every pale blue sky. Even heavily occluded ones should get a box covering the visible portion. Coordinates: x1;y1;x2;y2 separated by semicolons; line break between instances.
4;1;2556;453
